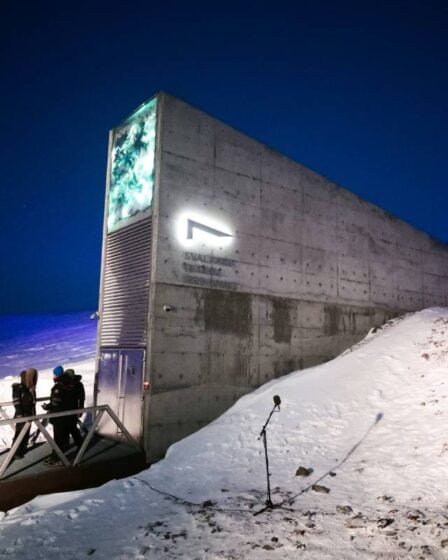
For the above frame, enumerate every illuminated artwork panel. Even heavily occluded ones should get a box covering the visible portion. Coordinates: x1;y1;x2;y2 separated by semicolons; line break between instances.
107;97;157;232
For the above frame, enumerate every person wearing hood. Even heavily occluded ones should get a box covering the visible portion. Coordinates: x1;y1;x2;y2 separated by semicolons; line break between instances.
42;365;78;466
64;368;85;448
11;368;38;459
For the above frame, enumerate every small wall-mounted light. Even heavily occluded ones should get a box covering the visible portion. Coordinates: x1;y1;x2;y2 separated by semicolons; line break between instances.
163;305;172;312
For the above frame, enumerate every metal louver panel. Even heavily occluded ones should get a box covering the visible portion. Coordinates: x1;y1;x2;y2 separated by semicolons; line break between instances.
100;217;152;347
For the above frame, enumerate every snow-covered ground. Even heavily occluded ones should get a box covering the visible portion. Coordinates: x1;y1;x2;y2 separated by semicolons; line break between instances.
1;308;448;559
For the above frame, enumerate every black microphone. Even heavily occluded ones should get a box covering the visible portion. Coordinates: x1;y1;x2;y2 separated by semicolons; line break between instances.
273;395;281;409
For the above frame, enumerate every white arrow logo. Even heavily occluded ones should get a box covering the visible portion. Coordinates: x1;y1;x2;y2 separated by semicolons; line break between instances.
186;219;233;240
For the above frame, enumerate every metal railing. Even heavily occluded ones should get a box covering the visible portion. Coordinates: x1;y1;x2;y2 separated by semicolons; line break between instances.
0;404;141;479
0;396;51;432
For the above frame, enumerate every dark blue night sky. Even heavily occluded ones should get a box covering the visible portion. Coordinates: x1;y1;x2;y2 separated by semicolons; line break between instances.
1;0;447;314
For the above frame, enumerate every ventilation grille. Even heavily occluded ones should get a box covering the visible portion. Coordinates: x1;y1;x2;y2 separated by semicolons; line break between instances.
99;217;152;347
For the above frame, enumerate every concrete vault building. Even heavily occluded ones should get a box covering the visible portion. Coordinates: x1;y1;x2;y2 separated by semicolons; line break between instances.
95;92;448;460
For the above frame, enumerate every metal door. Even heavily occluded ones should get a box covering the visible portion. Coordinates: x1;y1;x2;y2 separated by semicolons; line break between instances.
96;348;145;441
96;349;120;438
117;349;145;440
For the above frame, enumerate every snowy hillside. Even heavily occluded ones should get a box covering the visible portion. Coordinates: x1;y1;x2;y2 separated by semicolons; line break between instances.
0;312;97;379
1;308;448;559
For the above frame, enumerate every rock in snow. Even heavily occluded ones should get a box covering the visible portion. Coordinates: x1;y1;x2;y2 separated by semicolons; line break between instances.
295;466;314;477
311;484;331;494
1;307;448;559
336;504;353;514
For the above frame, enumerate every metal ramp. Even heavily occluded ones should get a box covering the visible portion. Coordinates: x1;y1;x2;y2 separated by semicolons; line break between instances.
0;401;147;511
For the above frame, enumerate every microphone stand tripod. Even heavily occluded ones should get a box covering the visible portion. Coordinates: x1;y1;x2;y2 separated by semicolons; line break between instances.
254;399;280;516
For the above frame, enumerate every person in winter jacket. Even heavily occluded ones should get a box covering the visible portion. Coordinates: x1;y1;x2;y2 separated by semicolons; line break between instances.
64;368;85;448
43;365;78;466
11;368;38;459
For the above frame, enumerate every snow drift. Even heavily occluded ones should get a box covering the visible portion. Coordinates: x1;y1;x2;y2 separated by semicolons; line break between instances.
1;308;448;559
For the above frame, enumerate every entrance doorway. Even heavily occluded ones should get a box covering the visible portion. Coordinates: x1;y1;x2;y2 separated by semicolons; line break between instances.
96;348;145;441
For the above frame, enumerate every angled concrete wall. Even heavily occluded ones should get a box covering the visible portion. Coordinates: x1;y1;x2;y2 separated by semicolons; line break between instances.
143;92;448;458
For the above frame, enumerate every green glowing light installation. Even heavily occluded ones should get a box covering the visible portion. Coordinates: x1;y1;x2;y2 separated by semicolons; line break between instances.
108;97;157;232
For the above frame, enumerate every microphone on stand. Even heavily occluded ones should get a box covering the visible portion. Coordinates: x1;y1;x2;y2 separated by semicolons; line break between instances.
254;395;282;515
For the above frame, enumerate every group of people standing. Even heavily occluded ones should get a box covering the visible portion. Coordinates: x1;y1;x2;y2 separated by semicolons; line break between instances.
11;365;85;466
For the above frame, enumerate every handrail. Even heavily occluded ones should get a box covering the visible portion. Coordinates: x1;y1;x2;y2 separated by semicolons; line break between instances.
0;397;57;434
0;405;141;479
0;406;92;426
0;396;50;408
